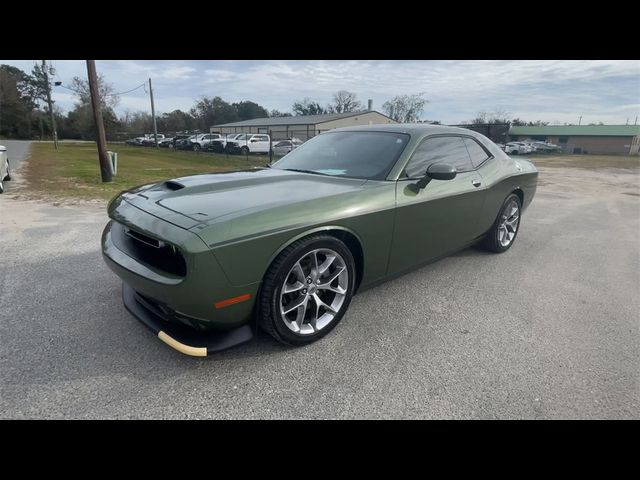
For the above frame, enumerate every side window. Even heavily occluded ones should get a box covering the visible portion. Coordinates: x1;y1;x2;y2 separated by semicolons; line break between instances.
463;138;490;168
405;136;473;178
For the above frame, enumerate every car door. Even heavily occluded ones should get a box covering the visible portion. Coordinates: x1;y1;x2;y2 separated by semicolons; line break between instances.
388;135;488;275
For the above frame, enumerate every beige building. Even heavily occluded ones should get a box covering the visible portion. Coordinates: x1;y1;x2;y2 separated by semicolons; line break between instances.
211;110;397;141
509;125;640;155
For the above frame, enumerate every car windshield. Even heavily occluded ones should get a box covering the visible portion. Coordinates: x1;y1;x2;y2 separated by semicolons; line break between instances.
271;131;409;180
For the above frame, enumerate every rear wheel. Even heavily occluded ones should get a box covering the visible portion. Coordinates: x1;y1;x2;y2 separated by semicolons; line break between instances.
3;160;10;181
480;193;522;253
259;235;356;346
240;146;249;156
192;143;201;152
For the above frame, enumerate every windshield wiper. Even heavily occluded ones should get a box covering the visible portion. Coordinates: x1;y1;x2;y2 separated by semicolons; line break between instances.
282;168;330;176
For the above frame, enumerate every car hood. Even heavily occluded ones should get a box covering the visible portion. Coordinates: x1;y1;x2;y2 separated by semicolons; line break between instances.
118;167;370;228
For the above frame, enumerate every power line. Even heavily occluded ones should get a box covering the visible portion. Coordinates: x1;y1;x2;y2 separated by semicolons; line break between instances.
108;82;147;96
56;81;146;97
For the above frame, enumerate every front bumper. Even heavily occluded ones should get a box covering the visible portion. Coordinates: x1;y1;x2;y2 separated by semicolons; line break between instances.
123;283;253;356
102;198;261;336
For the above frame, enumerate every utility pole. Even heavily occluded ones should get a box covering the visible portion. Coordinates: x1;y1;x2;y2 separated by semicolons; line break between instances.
42;60;58;150
149;78;158;147
86;60;112;183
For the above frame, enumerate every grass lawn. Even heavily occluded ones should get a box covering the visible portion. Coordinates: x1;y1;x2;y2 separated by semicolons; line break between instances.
22;142;270;201
19;143;639;202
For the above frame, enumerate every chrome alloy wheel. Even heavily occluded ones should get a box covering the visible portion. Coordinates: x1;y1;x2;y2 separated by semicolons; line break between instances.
498;199;520;247
279;248;349;335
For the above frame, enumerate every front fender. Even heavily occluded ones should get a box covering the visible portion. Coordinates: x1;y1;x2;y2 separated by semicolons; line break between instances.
265;225;364;270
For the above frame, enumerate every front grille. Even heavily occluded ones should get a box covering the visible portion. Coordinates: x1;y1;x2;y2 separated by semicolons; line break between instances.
134;291;205;330
124;227;163;248
114;223;187;277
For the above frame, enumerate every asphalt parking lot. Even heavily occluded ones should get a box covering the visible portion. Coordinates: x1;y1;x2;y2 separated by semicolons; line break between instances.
1;143;638;419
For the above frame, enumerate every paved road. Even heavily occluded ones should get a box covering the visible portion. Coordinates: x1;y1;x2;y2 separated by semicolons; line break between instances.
0;153;638;418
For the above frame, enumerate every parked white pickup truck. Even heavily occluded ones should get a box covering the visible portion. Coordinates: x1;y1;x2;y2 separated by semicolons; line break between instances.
190;133;223;151
226;134;271;155
0;145;12;194
207;133;245;153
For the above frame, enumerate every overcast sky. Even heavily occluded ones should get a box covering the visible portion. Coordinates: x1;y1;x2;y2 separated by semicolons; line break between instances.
2;60;639;125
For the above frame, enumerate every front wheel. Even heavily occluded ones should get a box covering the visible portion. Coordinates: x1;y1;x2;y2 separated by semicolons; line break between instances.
259;235;356;346
240;146;249;156
192;143;201;152
479;193;522;253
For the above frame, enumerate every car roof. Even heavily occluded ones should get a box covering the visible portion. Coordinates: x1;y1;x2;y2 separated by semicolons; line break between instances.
331;123;490;139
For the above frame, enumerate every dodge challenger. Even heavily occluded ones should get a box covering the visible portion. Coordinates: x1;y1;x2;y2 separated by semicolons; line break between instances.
102;124;538;356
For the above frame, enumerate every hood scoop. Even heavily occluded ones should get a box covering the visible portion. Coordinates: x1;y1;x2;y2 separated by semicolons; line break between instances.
163;181;185;191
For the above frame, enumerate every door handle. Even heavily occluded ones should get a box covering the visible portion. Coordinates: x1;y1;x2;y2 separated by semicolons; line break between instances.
472;179;482;188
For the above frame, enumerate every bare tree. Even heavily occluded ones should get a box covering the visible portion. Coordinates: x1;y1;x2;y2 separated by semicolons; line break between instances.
292;98;326;116
270;109;292;117
382;93;427;123
327;90;362;113
470;109;511;125
70;74;119;109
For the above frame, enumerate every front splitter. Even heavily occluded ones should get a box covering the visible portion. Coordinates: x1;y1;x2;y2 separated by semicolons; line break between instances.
122;283;254;356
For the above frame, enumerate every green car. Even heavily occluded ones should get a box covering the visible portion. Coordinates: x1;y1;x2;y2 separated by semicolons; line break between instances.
102;124;538;356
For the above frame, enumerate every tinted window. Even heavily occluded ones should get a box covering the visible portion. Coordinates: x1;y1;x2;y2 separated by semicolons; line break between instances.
405;136;473;178
273;131;409;180
463;138;490;168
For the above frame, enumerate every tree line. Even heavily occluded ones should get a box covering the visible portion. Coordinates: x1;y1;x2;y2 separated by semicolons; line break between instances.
1;64;437;141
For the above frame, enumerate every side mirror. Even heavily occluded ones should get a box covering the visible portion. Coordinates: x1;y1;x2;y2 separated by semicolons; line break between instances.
415;163;457;190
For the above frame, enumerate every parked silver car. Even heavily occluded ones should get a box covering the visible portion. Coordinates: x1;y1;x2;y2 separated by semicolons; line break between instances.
528;141;562;153
272;138;303;156
0;145;12;194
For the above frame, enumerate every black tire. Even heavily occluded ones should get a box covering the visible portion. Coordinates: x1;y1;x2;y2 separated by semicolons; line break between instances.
479;193;522;253
4;160;10;181
192;143;201;152
240;146;249;156
259;234;356;346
